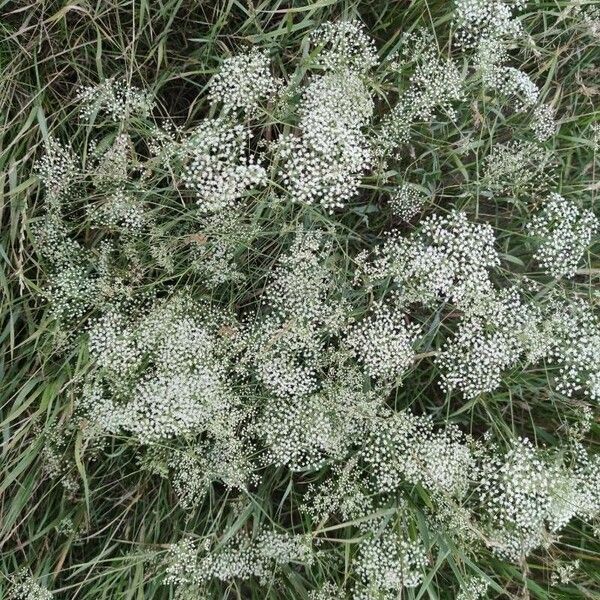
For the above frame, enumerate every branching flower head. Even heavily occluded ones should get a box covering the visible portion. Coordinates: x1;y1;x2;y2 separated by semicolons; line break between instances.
36;137;79;209
208;48;280;114
477;438;583;561
527;193;598;278
454;0;526;48
389;183;428;221
532;103;557;142
354;526;428;595
482;140;553;197
182;117;267;213
7;570;53;600
346;303;421;381
482;64;539;112
83;294;243;442
278;71;373;212
542;298;600;401
165;529;313;588
77;77;154;121
381;32;463;148
310;20;379;74
356;211;499;310
436;289;537;399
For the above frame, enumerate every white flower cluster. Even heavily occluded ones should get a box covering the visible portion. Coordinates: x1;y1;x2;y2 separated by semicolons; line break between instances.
310;20;379;74
406;43;464;123
361;410;474;497
437;289;535;398
33;132;156;328
478;438;594;561
245;228;349;399
463;14;538;116
46;264;98;323
246;317;324;399
308;419;600;566
356;211;499;309
165;529;312;588
346;304;421;381
457;575;489;600
89;189;146;233
30;213;99;326
443;291;600;401
7;571;52;600
532;103;557;142
527;193;598;278
381;32;464;147
258;370;378;471
551;560;580;586
182;117;267;213
76;77;154;121
36;132;150;241
354;527;428;596
83;294;241;443
189;209;255;285
35;137;78;209
167;438;254;511
303;455;375;522
581;5;600;39
591;122;600;151
414;211;499;307
89;132;131;189
278;70;373;211
356;222;535;399
454;0;526;48
308;582;345;600
259;392;345;470
208;48;280;114
544;298;600;401
389;183;427;221
262;228;348;331
269;22;377;212
482;140;552;197
474;37;509;69
31;215;85;272
482;64;539;112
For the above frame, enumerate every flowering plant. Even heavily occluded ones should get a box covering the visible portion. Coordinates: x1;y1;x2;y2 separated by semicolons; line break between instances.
3;2;599;598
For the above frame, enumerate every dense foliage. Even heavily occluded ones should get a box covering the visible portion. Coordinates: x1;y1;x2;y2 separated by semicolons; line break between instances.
1;1;599;599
